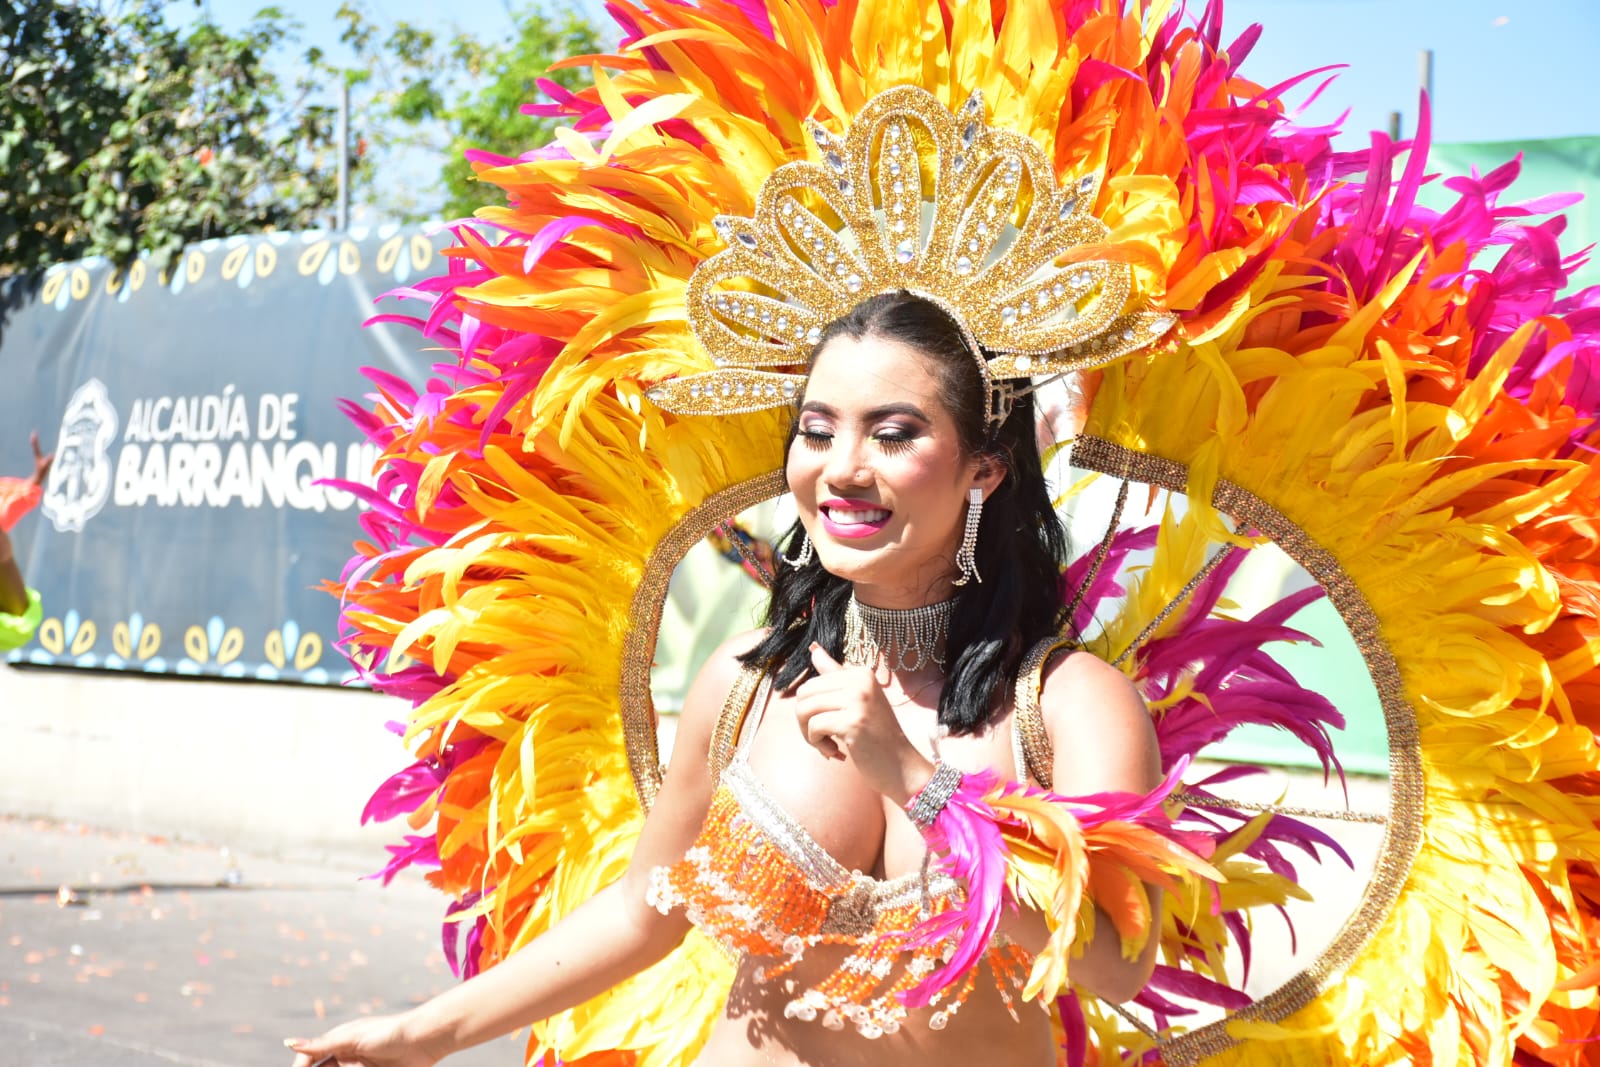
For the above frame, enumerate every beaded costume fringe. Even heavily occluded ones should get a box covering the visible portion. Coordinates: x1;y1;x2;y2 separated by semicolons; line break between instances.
645;770;1035;1039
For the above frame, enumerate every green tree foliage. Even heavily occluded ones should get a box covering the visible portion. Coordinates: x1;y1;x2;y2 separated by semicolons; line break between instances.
1;1;604;274
1;2;349;274
333;2;603;221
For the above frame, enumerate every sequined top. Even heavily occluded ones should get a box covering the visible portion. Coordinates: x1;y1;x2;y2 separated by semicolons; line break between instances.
646;670;1034;1037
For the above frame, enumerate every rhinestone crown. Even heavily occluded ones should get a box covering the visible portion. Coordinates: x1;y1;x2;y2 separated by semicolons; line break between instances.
646;84;1177;418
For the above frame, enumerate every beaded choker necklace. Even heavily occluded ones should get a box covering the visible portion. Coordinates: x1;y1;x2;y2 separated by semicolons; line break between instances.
841;594;955;672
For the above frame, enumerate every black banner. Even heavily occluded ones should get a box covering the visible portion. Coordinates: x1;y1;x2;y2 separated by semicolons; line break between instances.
0;227;440;683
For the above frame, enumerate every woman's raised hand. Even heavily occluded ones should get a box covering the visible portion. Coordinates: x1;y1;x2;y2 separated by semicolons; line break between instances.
794;643;935;805
285;1013;442;1067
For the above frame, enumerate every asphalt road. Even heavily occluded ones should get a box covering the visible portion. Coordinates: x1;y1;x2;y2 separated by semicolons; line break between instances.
0;816;520;1067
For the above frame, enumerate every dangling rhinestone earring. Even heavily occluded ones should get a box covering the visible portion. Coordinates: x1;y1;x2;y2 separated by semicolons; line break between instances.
784;530;814;568
952;487;983;586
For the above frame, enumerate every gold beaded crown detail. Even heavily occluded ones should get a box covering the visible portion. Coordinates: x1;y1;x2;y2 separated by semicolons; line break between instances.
646;84;1177;419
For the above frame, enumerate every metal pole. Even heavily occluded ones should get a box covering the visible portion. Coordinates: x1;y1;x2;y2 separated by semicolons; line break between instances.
336;80;350;231
1388;111;1402;140
1419;48;1434;104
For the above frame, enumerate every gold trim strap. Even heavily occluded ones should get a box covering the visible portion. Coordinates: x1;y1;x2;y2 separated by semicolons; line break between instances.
710;666;765;780
1172;792;1388;826
619;469;790;809
1012;636;1072;789
1062;476;1130;628
1107;1000;1163;1042
717;520;777;588
1111;546;1237;668
1070;434;1424;1065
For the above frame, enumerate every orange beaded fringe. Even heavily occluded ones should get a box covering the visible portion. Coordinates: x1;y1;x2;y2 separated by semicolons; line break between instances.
647;774;1034;1037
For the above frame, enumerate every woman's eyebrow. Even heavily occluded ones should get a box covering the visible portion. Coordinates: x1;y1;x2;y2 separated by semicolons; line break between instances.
864;402;930;422
798;400;931;421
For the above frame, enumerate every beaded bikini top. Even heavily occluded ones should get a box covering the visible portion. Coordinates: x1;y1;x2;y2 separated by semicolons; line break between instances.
645;665;1050;1037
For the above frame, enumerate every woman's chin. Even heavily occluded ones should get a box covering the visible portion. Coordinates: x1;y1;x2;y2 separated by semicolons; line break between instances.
813;541;885;582
814;553;872;584
814;544;953;593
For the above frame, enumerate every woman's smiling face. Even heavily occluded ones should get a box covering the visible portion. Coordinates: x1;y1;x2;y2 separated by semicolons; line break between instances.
787;331;1000;606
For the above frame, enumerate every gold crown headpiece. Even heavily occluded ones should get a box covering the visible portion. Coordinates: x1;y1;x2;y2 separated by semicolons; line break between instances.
646;85;1176;424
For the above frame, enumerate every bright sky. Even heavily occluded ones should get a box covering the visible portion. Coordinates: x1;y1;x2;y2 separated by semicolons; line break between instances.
185;0;1598;211
1225;0;1599;143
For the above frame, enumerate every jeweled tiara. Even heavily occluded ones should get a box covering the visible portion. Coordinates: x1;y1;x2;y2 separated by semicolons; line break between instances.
647;84;1177;422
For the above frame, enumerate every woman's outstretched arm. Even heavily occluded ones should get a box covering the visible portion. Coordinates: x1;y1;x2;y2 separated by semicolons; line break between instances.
287;630;762;1067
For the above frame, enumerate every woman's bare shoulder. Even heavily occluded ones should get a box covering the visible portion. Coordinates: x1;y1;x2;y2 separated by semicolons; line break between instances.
1035;648;1161;794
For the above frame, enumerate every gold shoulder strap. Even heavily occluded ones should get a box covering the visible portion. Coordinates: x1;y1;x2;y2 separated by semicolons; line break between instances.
709;664;765;779
1012;637;1076;789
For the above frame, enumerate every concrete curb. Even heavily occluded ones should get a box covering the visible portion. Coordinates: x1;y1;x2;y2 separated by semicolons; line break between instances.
0;666;409;867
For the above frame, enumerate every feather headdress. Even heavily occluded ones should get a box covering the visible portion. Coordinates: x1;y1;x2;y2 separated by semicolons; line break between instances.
338;1;1600;1063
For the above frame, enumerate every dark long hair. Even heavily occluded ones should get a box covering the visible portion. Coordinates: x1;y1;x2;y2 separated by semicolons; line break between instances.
737;291;1069;735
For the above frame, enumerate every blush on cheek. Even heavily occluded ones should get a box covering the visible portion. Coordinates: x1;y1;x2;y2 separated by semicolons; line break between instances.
785;450;819;525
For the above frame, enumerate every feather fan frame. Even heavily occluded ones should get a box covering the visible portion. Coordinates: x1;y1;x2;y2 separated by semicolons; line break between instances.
337;0;1600;1064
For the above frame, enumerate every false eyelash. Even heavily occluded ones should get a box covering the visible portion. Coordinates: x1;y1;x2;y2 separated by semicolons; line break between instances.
794;429;917;454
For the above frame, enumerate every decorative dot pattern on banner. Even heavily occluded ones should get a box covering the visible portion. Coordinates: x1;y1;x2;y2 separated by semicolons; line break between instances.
105;612;166;672
177;615;245;676
28;228;447;311
258;620;330;683
30;610;98;667
13;607;349;681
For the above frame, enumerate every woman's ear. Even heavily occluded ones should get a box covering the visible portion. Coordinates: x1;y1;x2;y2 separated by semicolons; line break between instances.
971;454;1006;498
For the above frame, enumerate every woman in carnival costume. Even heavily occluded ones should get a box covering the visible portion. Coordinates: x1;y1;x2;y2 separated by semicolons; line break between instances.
289;1;1600;1064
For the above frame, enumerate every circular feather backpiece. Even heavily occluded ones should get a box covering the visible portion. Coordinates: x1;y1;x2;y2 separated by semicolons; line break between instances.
336;1;1600;1063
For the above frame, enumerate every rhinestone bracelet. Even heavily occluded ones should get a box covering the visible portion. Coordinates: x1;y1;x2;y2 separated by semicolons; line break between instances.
905;761;965;831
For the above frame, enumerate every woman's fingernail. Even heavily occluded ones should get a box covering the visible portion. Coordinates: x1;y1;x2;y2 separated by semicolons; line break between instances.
283;1038;301;1049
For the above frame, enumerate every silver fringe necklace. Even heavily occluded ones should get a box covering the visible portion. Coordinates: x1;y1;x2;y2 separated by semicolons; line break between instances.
841;593;956;672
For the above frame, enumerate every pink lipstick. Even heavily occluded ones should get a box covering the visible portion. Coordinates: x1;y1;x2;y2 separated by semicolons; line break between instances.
819;498;891;539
